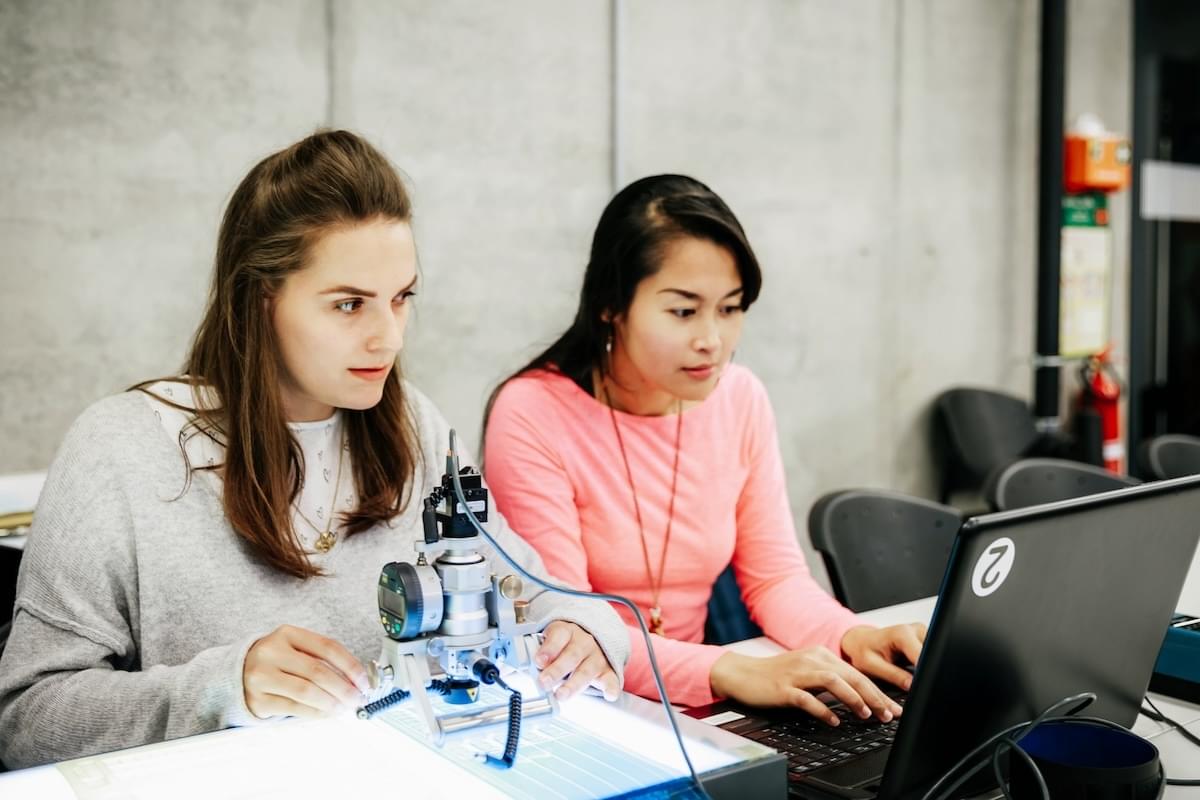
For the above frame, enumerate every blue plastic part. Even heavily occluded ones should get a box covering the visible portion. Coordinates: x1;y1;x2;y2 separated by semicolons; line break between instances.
1153;613;1200;683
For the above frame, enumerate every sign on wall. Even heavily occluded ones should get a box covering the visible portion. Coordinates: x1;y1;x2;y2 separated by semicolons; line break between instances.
1059;193;1112;357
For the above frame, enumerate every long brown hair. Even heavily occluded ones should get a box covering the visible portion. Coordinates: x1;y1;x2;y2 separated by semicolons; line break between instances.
139;130;420;579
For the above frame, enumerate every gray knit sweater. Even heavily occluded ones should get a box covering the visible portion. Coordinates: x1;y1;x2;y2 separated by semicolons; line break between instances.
0;387;629;769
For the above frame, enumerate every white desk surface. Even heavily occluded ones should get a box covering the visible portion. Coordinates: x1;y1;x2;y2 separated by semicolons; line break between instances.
0;667;762;800
2;599;1198;798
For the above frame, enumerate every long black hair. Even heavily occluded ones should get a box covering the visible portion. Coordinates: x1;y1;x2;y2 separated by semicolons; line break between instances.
483;174;762;435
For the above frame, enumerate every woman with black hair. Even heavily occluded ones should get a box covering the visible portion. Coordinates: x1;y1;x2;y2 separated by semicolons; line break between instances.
484;175;924;720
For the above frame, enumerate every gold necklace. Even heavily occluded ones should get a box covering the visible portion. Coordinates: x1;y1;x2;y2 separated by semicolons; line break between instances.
294;429;346;554
604;382;683;637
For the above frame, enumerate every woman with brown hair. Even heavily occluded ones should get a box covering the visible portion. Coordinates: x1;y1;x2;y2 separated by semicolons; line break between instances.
0;131;626;769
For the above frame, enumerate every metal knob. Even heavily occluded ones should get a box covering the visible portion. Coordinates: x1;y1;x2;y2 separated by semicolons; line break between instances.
367;659;393;690
499;574;524;600
514;599;530;624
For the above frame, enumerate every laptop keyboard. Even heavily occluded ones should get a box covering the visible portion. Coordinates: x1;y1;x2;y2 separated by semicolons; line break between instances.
737;697;903;777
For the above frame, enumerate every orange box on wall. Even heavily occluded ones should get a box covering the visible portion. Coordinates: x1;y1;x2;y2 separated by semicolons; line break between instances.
1065;134;1131;192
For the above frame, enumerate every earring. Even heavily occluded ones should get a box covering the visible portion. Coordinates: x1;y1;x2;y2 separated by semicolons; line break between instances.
605;334;613;354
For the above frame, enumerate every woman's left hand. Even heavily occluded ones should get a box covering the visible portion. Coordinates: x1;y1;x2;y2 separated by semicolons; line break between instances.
535;621;621;702
840;623;927;691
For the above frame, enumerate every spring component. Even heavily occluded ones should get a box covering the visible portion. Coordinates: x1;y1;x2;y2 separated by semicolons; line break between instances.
480;690;522;769
474;670;522;769
356;678;459;720
356;688;409;719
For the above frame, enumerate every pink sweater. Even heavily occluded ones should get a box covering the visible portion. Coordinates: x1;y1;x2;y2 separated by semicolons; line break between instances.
484;365;862;706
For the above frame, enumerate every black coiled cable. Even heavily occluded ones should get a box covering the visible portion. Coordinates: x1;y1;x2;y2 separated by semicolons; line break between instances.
473;659;523;769
481;687;522;769
446;433;713;798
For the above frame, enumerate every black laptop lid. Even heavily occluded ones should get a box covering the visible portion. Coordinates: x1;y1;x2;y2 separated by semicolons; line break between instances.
879;475;1200;800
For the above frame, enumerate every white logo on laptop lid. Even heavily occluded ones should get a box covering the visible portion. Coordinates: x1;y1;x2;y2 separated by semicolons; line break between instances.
971;537;1015;597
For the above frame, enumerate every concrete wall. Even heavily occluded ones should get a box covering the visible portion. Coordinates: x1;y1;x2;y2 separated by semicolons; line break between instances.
0;1;1131;583
0;0;328;462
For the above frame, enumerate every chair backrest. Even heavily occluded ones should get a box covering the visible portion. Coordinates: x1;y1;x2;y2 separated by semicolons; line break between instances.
1139;434;1200;480
807;489;962;613
0;546;19;665
703;564;763;646
935;387;1041;483
984;457;1141;512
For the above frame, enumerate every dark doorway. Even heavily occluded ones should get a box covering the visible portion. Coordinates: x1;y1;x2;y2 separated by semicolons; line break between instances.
1129;3;1200;474
1161;60;1200;437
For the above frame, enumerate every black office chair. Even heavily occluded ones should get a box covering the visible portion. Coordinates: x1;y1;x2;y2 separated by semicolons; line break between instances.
703;565;763;646
984;457;1141;512
0;539;18;775
0;545;18;665
933;387;1045;503
1138;434;1200;480
808;489;961;613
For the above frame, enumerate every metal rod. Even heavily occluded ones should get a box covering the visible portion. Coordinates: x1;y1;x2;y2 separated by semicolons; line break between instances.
1126;0;1161;465
438;696;553;735
1034;0;1068;428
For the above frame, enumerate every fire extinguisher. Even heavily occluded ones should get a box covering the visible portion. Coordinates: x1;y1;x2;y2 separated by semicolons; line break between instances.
1078;346;1123;473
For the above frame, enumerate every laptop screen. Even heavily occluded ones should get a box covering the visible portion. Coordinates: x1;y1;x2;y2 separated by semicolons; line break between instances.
879;475;1200;800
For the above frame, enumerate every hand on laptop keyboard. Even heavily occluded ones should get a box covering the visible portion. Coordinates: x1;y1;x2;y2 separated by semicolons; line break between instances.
740;696;905;776
840;622;926;691
709;646;904;725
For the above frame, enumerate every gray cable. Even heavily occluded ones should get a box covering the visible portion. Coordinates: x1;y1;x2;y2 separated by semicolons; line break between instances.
446;430;713;800
920;692;1096;800
992;734;1048;800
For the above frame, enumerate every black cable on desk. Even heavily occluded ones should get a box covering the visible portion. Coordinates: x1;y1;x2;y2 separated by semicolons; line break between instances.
473;658;522;770
1141;696;1200;786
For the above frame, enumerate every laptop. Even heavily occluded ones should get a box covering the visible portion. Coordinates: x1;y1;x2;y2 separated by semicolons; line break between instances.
685;474;1200;800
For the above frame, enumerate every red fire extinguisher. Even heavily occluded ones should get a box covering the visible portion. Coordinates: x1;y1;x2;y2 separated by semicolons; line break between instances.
1079;346;1123;473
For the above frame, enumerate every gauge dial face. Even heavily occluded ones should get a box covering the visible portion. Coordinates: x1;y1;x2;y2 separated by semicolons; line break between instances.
379;561;443;639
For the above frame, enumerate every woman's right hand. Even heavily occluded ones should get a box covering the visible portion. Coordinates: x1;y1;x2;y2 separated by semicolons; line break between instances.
709;647;903;726
243;625;370;719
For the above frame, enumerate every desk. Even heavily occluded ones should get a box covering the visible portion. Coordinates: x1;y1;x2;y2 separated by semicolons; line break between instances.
0;667;781;799
728;597;1200;796
2;597;1196;798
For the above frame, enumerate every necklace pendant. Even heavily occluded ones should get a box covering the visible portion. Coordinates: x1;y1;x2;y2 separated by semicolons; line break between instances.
649;607;664;636
315;530;337;554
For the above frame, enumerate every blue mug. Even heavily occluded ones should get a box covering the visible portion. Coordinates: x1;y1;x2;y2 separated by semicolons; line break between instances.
1012;720;1163;799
